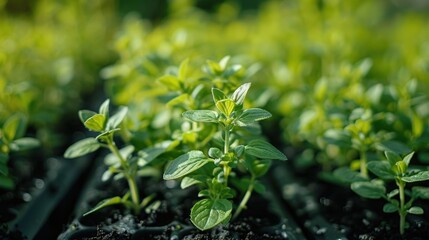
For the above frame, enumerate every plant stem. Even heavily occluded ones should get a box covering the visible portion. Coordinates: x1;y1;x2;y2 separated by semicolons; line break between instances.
223;125;231;185
232;175;255;220
107;138;140;212
397;180;406;235
360;149;368;178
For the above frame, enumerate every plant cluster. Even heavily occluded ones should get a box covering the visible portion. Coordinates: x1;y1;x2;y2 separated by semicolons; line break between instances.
163;83;287;230
0;114;40;189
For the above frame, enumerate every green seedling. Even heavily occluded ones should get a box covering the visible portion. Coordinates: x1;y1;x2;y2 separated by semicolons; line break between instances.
351;151;429;235
64;99;161;215
163;83;287;231
0;114;40;189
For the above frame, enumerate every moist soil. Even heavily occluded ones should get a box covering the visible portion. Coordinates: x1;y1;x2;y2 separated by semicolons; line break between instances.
61;176;288;240
312;179;429;240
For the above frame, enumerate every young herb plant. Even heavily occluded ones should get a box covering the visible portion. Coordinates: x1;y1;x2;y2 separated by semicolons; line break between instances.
0;114;40;189
163;83;287;230
351;151;429;235
64;99;159;215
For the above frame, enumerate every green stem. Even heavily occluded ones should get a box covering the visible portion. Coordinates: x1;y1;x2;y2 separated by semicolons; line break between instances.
360;149;368;178
107;138;140;212
398;180;406;235
223;125;231;185
232;175;255;220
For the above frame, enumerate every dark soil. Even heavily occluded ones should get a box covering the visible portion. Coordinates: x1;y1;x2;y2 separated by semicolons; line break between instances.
60;173;289;240
314;180;429;240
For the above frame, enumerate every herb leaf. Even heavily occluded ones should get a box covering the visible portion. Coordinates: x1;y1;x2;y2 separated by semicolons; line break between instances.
190;198;232;231
64;138;100;158
163;151;211;180
245;140;287;160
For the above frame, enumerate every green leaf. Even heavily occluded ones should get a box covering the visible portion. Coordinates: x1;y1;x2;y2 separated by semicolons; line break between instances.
387;189;399;199
181;175;206;189
190;198;232;231
208;147;222;159
84;114;106;132
237;108;271;125
183;110;218;123
95;128;120;142
158;75;181;91
377;141;411;155
64;138;100;158
78;110;97;124
247;159;271;177
407;206;424;215
219;56;230;70
231;83;251;106
403;152;415;166
245;140;287;160
167;93;190;107
10;138;40;151
212;88;227;103
333;167;368;183
216;99;236;117
384;151;402;166
137;146;166;166
163;151;212;180
3;114;26;142
0;152;8;164
99;99;110;117
0;175;15;189
367;161;395;180
351;181;386;199
107;106;128;130
401;171;429;182
254;181;266;194
383;203;398;213
178;58;189;80
412;187;429;199
83;196;122;216
206;60;222;74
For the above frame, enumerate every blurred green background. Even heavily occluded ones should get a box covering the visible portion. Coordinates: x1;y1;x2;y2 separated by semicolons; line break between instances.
1;0;429;167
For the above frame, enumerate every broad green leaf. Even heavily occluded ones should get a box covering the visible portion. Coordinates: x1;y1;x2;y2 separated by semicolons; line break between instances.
403;152;415;166
178;58;189;80
407;206;424;215
216;99;236;117
83;196;122;216
412;187;429;199
158;75;181;91
383;203;398;213
212;88;227;103
84;114;106;132
333;167;368;183
401;171;429;183
384;151;401;166
137;146;166;166
231;83;251;106
3;114;26;142
181;175;206;189
387;189;399;199
237;108;271;125
79;110;97;124
183;110;218;123
64;138;100;158
323;129;351;148
367;161;395;180
163;151;211;180
351;181;386;199
0;175;14;189
245;140;287;160
107;106;128;130
10;138;40;151
99;99;110;117
190;198;232;231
